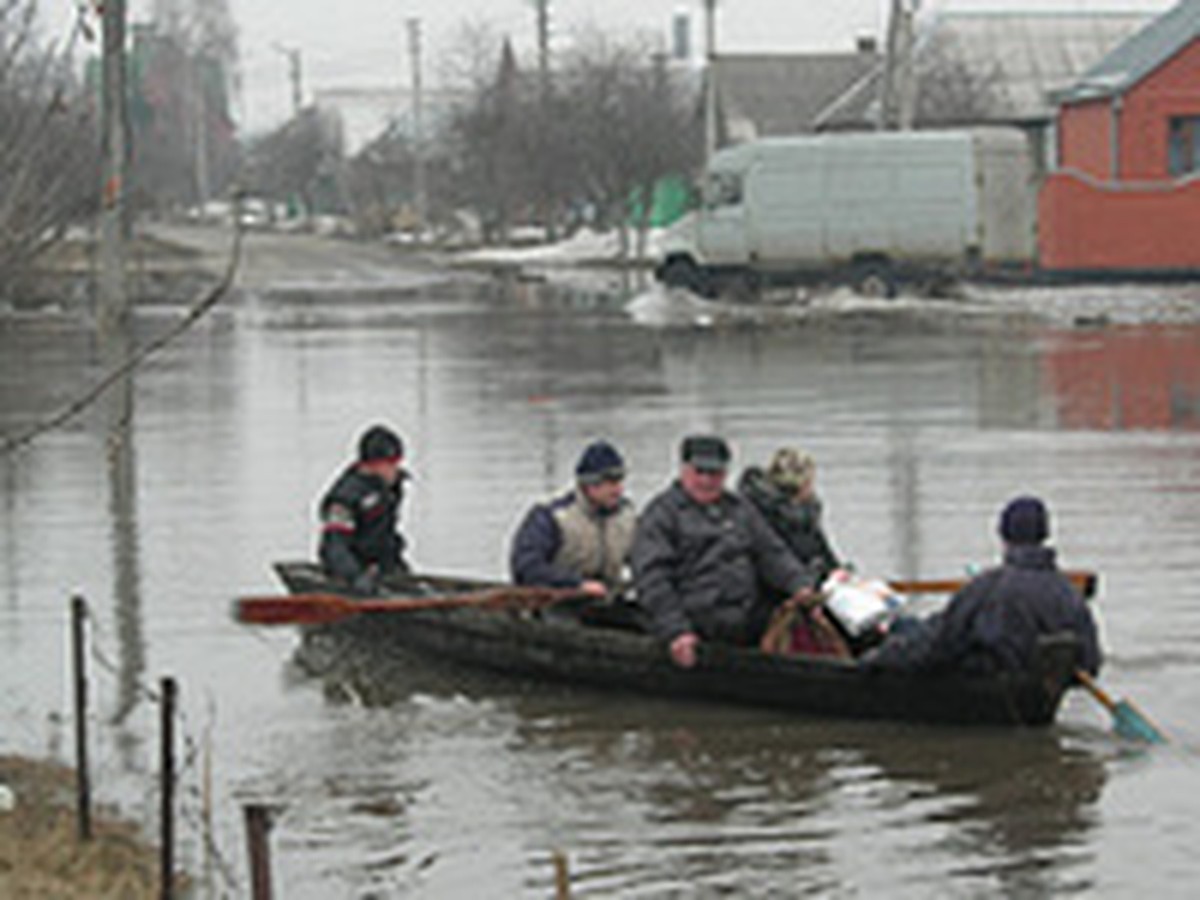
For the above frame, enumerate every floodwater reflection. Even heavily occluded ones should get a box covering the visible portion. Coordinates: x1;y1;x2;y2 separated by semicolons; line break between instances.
2;275;1199;897
1042;324;1200;430
294;625;1107;895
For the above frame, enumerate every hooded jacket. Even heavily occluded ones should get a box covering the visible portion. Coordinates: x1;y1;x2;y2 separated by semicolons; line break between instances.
737;466;840;581
863;544;1102;676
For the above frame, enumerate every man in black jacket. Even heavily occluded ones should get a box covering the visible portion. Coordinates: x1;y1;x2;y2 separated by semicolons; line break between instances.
862;495;1102;676
631;435;819;668
318;424;410;594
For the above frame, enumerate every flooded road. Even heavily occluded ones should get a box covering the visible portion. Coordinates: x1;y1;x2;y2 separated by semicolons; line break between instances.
3;244;1200;897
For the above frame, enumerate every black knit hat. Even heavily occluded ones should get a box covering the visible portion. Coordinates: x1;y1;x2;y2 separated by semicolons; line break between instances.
575;440;625;484
681;434;731;471
358;424;404;462
999;495;1049;545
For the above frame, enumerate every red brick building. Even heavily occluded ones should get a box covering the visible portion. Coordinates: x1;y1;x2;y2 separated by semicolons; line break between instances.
1039;0;1200;272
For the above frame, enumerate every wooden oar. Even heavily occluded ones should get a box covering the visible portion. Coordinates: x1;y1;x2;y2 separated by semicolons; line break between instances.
889;569;1098;599
235;586;593;626
1073;669;1168;744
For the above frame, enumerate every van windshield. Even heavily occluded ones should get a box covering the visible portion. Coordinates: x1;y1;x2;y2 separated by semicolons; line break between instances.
704;171;744;209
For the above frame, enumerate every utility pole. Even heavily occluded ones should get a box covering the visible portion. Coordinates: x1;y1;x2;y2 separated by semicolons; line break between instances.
703;0;719;169
534;0;551;91
897;1;919;130
532;0;555;239
406;17;426;235
192;60;210;205
881;0;918;130
274;44;303;118
98;0;129;340
880;0;900;129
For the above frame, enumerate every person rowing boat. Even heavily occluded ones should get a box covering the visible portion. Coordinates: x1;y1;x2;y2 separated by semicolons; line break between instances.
861;496;1103;678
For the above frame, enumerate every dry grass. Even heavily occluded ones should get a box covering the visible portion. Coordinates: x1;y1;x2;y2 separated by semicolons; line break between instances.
0;755;178;899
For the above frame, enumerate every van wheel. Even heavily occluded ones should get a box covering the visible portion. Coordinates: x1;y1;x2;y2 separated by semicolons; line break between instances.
851;262;898;299
660;257;705;295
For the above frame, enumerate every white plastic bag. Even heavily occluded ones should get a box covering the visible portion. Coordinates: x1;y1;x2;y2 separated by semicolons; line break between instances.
821;575;907;637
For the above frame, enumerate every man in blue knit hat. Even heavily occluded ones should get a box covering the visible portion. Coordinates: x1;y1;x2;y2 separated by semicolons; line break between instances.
510;439;637;598
863;495;1102;676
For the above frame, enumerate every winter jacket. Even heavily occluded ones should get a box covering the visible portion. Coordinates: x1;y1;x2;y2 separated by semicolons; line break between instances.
318;464;408;584
631;481;817;644
738;466;840;581
862;544;1102;676
509;490;637;590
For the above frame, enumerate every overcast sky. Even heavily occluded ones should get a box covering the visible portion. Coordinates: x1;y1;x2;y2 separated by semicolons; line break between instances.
55;1;1177;132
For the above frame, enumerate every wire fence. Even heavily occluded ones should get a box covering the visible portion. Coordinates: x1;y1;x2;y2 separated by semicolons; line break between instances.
78;595;248;897
0;217;242;458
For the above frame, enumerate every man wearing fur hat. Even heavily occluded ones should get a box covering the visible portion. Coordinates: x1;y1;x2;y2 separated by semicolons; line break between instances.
509;440;637;598
862;495;1102;676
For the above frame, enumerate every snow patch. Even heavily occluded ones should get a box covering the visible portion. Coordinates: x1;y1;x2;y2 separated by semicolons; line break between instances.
453;227;670;268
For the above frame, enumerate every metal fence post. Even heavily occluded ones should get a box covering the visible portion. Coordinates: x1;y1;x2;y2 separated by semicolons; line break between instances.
70;596;92;841
160;677;177;900
244;804;276;900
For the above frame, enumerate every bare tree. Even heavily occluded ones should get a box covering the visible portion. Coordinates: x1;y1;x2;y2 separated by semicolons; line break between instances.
0;0;97;286
444;39;536;243
440;27;698;255
131;0;240;211
244;107;344;220
437;18;507;93
560;31;700;260
915;36;1007;126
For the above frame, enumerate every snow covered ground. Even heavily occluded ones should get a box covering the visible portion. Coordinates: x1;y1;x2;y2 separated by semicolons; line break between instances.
451;227;669;269
624;281;1200;329
449;227;1200;329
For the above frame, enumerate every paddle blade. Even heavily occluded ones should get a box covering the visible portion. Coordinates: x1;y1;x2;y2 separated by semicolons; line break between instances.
1112;699;1168;744
234;594;356;626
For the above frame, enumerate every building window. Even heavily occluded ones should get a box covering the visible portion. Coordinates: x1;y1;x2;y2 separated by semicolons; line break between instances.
1168;117;1200;176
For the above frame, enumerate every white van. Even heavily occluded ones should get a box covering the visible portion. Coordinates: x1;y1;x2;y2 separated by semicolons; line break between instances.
656;128;1036;298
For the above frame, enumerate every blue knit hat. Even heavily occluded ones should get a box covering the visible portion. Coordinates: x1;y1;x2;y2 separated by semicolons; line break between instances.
999;495;1049;545
576;440;625;484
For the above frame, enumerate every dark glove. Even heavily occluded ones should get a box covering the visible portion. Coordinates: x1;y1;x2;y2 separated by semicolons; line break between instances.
351;569;379;596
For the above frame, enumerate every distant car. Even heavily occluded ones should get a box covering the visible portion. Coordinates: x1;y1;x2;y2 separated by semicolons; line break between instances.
238;198;271;230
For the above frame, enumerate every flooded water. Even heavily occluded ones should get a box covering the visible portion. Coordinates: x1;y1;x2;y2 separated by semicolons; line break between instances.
3;255;1200;897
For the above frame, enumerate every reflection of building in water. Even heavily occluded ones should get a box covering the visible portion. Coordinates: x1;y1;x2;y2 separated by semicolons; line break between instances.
1042;326;1200;430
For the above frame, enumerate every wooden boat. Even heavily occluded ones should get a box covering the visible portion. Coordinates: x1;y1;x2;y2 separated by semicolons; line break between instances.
273;561;1083;728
